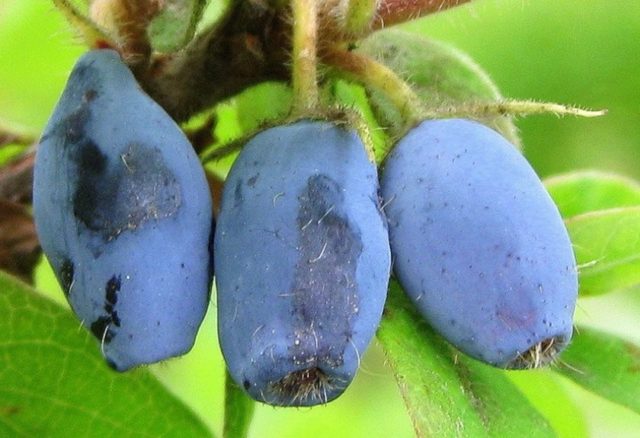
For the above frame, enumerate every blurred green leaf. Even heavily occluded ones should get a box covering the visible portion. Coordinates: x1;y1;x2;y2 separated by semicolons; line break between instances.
0;271;212;437
557;326;640;416
327;80;390;163
377;282;554;437
0;1;83;129
507;370;588;438
356;29;520;147
567;207;640;295
223;370;254;438
0;144;26;166
149;0;209;52
545;171;640;218
201;83;292;177
235;82;292;135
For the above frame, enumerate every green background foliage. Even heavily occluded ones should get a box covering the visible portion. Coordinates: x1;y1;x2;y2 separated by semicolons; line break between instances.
1;1;639;437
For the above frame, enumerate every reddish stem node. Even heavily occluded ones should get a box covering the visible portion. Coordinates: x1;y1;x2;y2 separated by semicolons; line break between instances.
373;0;473;29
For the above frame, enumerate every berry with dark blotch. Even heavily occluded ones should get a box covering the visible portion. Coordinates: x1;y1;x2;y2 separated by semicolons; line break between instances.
380;118;578;369
33;49;214;371
215;120;391;406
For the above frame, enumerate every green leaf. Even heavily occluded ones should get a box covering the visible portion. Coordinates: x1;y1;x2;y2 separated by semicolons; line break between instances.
235;82;292;135
377;282;554;437
199;82;292;175
567;207;640;295
507;370;588;438
545;171;640;218
223;370;254;438
356;29;520;147
0;144;26;166
327;79;390;163
149;0;209;52
0;271;212;437
556;326;640;416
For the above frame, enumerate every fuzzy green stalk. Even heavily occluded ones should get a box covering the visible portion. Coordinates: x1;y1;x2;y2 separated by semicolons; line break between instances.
343;0;379;37
52;0;115;49
420;100;607;120
291;0;319;113
325;48;424;131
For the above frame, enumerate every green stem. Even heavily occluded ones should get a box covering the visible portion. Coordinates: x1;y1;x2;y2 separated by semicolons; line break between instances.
420;100;607;120
291;0;319;113
52;0;115;49
342;0;378;36
0;124;37;148
324;48;423;130
223;369;256;438
89;0;158;69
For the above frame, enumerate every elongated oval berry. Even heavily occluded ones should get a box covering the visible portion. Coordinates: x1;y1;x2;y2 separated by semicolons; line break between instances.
380;119;578;369
33;50;213;371
215;120;390;406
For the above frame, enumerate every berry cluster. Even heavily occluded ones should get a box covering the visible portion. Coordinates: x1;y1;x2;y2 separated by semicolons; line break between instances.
33;49;577;406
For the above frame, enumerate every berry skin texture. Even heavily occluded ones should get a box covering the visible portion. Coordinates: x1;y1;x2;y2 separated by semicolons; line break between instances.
33;50;214;371
380;119;578;369
215;120;391;406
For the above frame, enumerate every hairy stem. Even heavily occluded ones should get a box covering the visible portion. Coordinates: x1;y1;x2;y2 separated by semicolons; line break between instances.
0;152;34;205
52;0;115;49
90;0;161;69
324;48;423;128
291;0;319;113
317;0;473;43
420;100;607;120
372;0;473;29
343;0;379;37
0;127;36;148
140;1;290;122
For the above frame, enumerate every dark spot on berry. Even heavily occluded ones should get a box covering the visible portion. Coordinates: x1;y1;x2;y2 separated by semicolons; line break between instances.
78;139;107;174
111;311;121;327
289;174;362;366
72;142;181;240
105;275;121;306
68;62;94;84
234;180;243;208
83;89;97;101
59;258;74;297
247;174;259;187
62;105;91;144
90;316;115;343
243;380;251;390
91;276;124;338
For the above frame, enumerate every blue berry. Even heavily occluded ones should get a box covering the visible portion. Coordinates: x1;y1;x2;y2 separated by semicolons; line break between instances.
215;120;390;405
33;50;214;371
381;119;577;368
